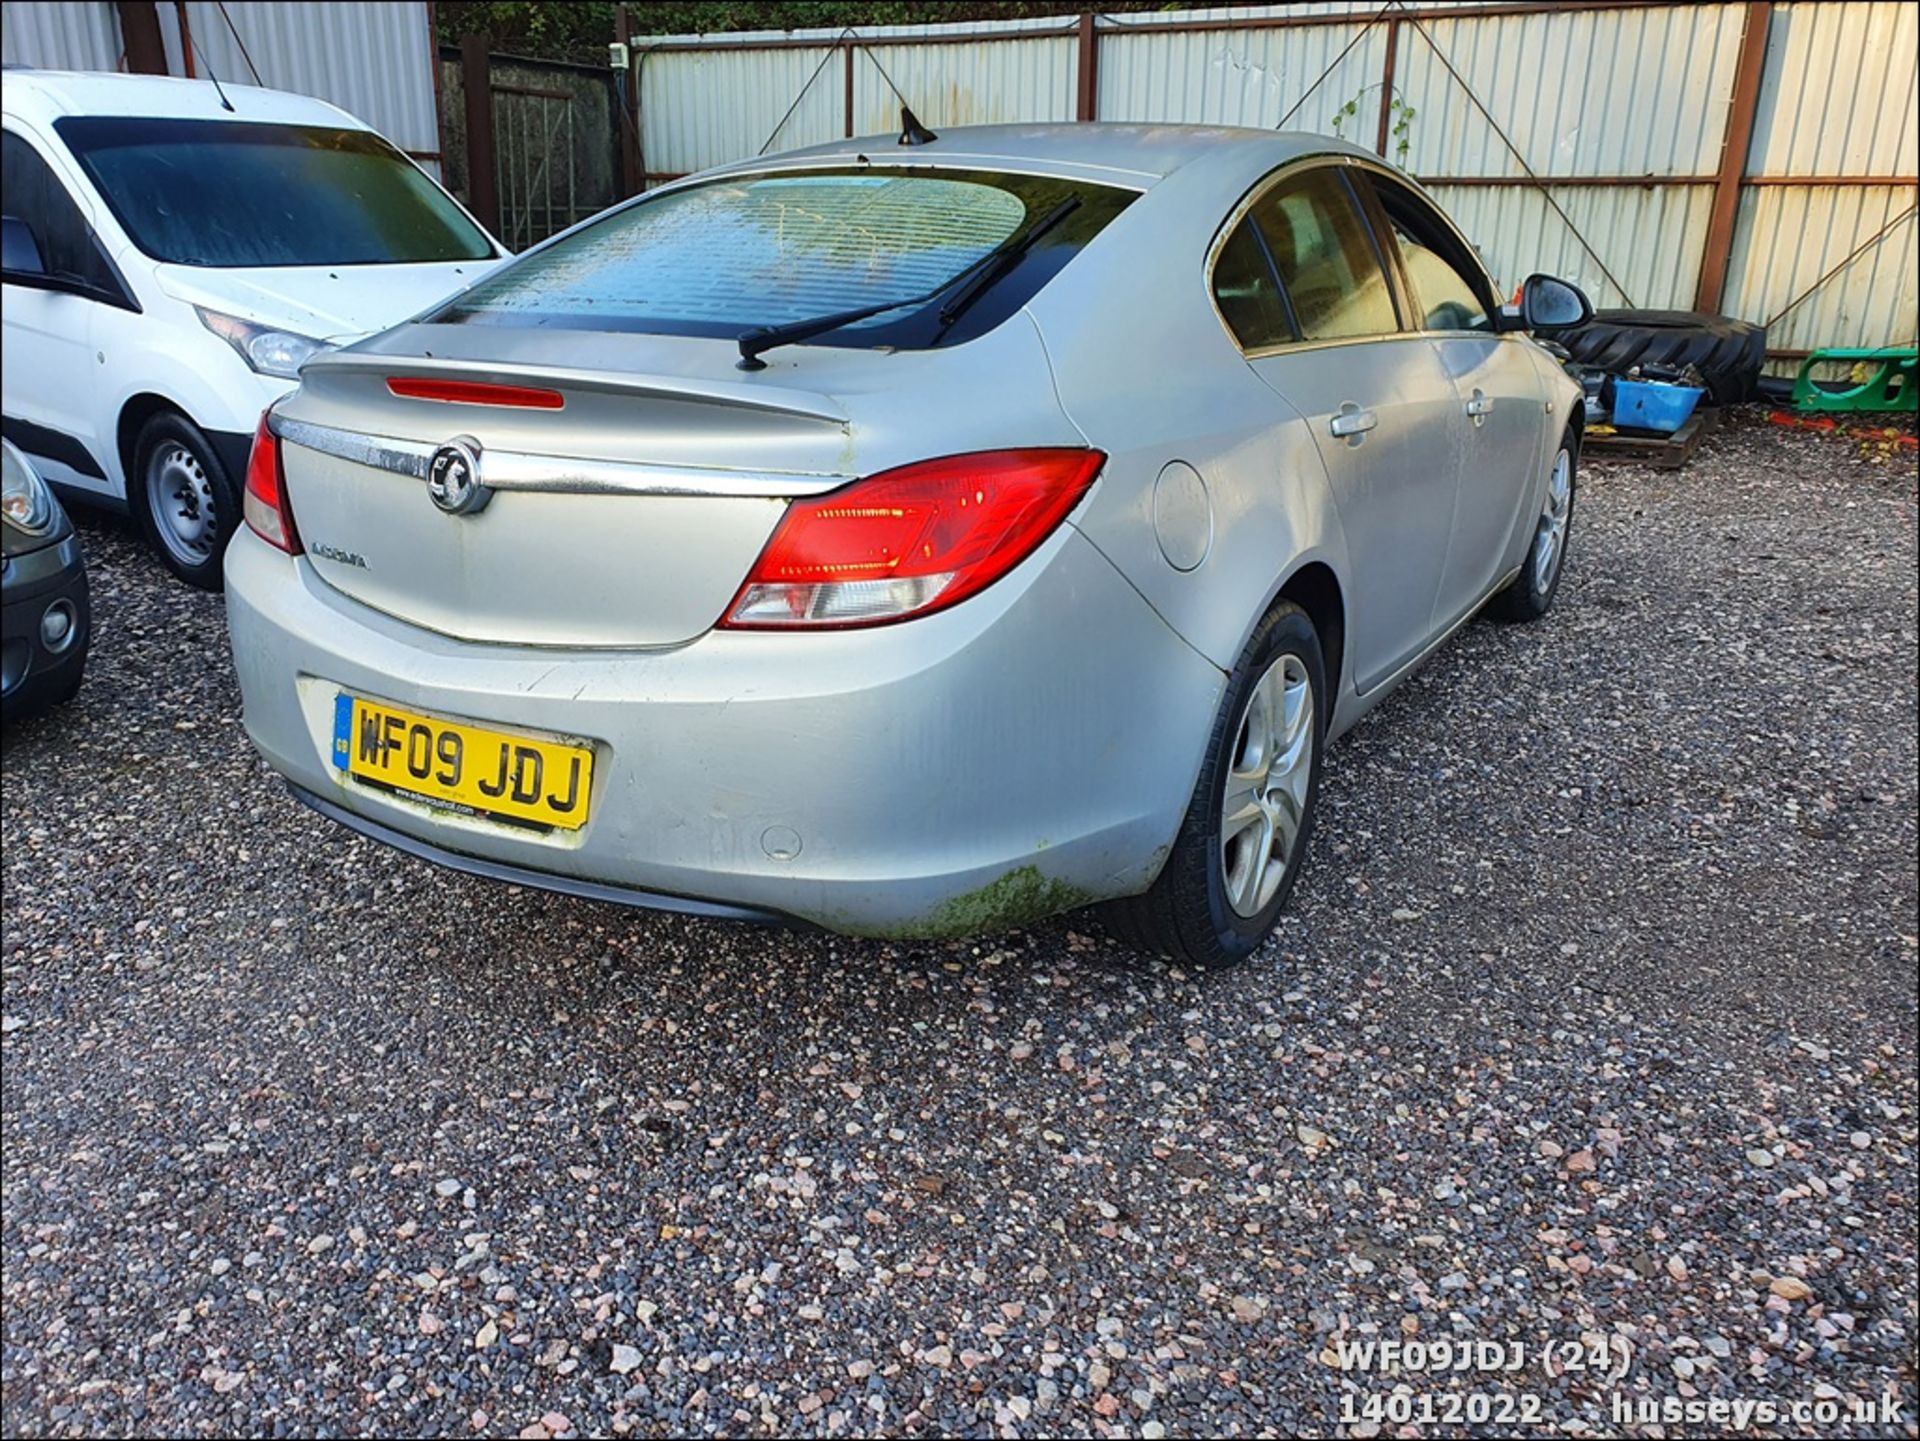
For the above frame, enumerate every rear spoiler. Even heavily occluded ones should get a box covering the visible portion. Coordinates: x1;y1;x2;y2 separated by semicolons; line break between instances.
301;348;849;425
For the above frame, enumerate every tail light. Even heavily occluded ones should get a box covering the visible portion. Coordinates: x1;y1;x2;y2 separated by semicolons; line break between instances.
721;448;1105;630
243;413;302;554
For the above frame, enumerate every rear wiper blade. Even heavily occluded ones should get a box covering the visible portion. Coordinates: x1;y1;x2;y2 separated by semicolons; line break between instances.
736;290;931;372
934;195;1080;333
734;192;1082;371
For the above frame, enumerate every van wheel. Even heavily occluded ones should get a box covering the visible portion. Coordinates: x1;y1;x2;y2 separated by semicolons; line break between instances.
1102;599;1325;968
131;412;239;590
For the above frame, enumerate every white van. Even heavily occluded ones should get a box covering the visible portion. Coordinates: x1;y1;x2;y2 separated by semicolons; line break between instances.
1;70;503;587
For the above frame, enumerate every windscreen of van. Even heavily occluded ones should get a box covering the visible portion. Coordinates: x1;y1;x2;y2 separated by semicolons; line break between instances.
54;116;494;268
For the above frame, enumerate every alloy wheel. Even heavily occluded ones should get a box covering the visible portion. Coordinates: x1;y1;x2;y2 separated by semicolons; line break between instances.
1219;652;1315;918
1533;447;1572;593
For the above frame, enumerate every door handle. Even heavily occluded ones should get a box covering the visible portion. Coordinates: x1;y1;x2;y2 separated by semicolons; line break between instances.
1329;404;1378;443
1465;389;1493;425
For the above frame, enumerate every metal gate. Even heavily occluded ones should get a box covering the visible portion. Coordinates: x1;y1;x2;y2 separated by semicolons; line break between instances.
491;77;587;250
441;43;621;252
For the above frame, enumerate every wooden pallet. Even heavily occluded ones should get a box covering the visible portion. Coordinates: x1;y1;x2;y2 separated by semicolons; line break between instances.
1583;407;1722;470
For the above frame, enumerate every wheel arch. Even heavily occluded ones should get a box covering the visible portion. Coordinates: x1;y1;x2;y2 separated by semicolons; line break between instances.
117;393;253;497
116;391;184;491
1275;559;1347;712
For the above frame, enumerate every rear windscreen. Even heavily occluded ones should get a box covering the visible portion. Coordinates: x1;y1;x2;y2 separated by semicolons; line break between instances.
431;167;1135;350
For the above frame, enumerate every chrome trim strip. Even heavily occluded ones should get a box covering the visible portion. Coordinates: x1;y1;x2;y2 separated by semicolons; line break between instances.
270;415;848;498
476;451;843;498
273;416;434;479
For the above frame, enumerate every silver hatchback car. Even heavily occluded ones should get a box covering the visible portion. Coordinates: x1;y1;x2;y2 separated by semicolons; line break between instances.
225;123;1588;966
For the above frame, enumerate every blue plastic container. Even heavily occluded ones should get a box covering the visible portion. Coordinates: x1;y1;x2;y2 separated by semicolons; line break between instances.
1610;379;1705;433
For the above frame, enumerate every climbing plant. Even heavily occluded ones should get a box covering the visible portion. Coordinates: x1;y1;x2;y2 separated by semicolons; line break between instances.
1328;88;1416;167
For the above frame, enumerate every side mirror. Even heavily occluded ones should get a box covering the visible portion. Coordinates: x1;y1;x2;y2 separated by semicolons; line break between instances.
1;215;47;277
1520;273;1593;330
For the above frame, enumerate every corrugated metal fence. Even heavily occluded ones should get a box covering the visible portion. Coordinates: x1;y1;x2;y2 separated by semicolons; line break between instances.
1;0;123;74
2;0;442;177
631;0;1919;359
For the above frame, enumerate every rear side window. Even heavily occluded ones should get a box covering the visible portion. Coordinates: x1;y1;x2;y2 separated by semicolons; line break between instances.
1249;170;1399;343
1211;218;1293;350
433;168;1135;350
1360;173;1492;332
1;130;119;295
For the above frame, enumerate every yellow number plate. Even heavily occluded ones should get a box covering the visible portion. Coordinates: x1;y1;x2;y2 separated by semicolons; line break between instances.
331;694;593;831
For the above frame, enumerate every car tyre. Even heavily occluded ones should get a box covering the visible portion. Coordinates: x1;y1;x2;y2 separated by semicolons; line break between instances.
1489;430;1577;623
131;411;240;590
1104;599;1326;968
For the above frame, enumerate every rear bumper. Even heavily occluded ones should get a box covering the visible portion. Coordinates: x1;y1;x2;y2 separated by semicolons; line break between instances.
1;534;89;718
225;525;1224;937
290;784;795;925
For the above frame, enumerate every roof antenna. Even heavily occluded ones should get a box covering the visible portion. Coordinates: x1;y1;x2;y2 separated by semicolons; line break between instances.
183;23;236;112
898;106;937;146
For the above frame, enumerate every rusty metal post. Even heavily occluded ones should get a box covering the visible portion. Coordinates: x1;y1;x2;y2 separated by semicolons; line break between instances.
615;4;641;197
1375;19;1400;157
173;0;195;76
1695;1;1772;313
1076;12;1098;122
115;1;168;73
460;36;500;234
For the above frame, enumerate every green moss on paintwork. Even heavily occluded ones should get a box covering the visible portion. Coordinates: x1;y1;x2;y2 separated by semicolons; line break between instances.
828;864;1094;941
918;865;1093;940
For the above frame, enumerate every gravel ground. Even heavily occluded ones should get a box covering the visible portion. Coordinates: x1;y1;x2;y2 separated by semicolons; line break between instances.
3;413;1916;1439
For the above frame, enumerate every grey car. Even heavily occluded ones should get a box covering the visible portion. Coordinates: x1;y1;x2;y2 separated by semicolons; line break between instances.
3;437;89;719
224;123;1588;966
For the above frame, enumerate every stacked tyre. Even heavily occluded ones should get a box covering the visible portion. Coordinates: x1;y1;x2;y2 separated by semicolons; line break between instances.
1545;309;1767;406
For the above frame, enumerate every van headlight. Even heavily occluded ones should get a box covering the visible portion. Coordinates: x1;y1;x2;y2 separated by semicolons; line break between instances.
197;307;330;379
2;439;55;538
